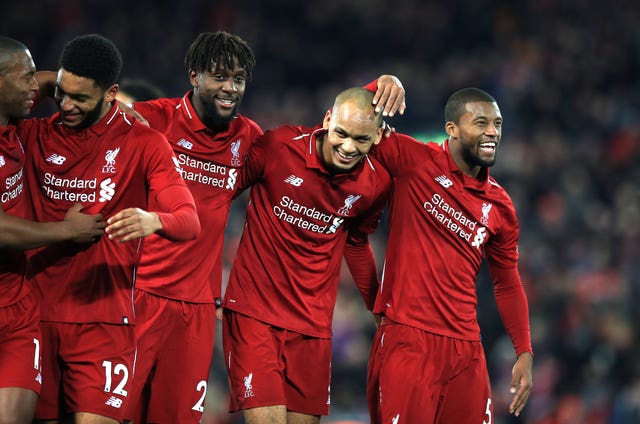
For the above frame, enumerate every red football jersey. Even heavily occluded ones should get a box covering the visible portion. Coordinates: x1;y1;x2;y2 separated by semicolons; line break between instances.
372;135;520;341
133;93;263;302
222;125;391;338
0;125;29;307
18;104;189;324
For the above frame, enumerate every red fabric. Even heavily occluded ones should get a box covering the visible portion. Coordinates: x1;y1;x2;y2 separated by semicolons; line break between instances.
0;124;29;307
344;234;379;310
372;134;529;348
223;310;332;415
0;291;41;393
17;104;191;324
133;93;263;302
223;124;390;337
154;184;200;241
490;264;533;355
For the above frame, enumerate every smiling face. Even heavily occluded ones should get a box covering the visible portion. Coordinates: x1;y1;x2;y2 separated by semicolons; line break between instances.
54;68;117;130
318;98;383;174
446;101;502;177
0;49;38;124
190;57;247;130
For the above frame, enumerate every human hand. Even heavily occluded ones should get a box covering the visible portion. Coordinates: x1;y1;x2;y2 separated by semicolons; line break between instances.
216;307;224;321
64;203;106;243
382;121;396;138
105;208;162;243
373;75;406;117
509;352;533;416
117;100;149;126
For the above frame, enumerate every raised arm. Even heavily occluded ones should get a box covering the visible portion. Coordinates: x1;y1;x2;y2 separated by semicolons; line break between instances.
364;74;406;117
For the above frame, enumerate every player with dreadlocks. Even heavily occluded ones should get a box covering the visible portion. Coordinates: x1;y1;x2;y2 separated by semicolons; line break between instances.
120;30;405;423
120;30;261;424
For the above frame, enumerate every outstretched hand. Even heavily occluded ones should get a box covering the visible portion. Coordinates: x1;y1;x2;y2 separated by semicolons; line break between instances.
106;208;162;243
373;75;406;117
509;352;533;417
117;100;149;126
64;203;106;243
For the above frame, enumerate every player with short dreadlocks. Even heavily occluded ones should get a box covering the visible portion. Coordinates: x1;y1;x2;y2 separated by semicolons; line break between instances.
123;30;406;423
122;31;262;424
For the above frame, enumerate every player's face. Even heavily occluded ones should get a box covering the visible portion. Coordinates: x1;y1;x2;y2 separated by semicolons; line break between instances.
190;58;247;128
319;100;382;174
0;49;38;122
54;68;117;130
447;101;502;171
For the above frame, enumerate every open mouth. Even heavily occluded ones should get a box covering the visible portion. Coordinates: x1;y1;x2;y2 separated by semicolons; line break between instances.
216;97;236;109
478;142;496;154
336;150;359;164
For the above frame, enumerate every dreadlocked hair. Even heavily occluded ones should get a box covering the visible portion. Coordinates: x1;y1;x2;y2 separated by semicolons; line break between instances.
184;31;255;80
59;34;122;89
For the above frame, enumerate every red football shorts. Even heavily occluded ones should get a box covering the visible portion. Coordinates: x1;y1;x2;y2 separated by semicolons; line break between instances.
367;319;492;424
223;310;332;416
126;289;215;424
0;290;42;393
34;322;136;422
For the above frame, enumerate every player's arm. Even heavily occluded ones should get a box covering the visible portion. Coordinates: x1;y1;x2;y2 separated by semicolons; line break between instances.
0;203;105;250
35;71;57;99
363;75;406;117
105;185;200;243
489;263;534;417
344;230;379;312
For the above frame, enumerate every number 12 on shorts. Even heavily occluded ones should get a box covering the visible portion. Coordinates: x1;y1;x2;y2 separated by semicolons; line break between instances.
102;360;129;396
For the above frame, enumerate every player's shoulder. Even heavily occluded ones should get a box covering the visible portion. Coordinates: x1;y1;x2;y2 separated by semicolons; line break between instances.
261;124;313;146
486;175;515;207
233;113;263;136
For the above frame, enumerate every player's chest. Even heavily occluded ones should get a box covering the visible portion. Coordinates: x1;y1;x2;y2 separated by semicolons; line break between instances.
265;165;376;219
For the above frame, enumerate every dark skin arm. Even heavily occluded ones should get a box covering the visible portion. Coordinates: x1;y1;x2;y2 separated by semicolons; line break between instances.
0;203;105;250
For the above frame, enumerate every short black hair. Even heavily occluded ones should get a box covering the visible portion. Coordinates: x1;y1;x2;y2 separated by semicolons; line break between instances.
119;78;165;101
0;36;29;75
59;34;122;89
445;87;497;123
184;31;255;80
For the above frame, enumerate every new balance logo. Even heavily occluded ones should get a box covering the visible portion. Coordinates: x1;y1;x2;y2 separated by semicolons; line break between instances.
284;175;304;186
435;175;453;188
46;154;66;165
177;138;193;150
105;396;123;408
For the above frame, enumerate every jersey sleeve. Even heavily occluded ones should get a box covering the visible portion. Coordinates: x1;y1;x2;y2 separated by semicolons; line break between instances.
234;130;272;197
132;99;172;131
486;196;532;355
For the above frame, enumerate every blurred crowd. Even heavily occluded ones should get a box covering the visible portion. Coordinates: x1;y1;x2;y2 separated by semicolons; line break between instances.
5;0;640;422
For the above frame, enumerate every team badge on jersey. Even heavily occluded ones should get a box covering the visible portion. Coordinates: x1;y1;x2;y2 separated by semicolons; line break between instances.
230;139;242;166
102;148;120;173
480;202;493;226
337;194;362;216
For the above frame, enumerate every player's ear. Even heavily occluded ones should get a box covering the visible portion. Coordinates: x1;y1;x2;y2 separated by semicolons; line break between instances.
189;70;199;88
105;84;119;103
445;121;458;138
322;109;332;130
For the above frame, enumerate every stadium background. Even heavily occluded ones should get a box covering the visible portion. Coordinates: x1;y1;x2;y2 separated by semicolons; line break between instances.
5;0;640;422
